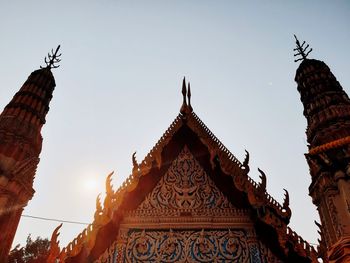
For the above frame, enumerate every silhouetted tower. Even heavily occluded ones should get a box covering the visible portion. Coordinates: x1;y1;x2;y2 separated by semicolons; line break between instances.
0;46;60;262
294;36;350;262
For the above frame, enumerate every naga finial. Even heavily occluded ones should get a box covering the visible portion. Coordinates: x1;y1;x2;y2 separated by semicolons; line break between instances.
243;150;250;173
41;45;62;69
257;168;267;191
283;189;290;209
293;35;312;62
105;171;115;196
96;193;102;212
132;152;139;174
46;223;62;263
94;194;103;220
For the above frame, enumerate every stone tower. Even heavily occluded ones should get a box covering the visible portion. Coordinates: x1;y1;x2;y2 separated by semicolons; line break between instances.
294;38;350;262
0;48;59;262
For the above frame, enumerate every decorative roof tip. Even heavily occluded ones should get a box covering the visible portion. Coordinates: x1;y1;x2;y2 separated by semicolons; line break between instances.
180;77;188;114
47;223;62;263
41;45;62;69
132;152;139;174
293;35;312;62
180;77;193;114
187;82;193;112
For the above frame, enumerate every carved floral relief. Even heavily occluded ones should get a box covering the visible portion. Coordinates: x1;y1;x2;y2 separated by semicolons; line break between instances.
133;145;235;217
124;229;249;263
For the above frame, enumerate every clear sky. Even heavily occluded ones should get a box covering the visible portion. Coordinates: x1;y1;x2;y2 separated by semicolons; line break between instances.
0;0;349;249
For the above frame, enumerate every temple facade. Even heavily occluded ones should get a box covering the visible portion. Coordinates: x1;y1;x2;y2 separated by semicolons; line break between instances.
53;80;318;263
1;40;350;262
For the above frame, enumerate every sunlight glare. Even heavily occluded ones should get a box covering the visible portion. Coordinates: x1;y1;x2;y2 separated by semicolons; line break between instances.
84;177;98;191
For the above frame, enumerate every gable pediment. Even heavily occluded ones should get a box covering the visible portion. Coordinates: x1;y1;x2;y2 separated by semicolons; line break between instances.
125;145;248;219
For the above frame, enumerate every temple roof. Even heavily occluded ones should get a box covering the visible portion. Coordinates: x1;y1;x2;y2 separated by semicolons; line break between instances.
55;80;318;262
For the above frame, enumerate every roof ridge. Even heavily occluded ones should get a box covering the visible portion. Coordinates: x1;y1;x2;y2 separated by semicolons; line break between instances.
139;114;183;172
187;112;291;220
190;112;243;167
287;226;318;257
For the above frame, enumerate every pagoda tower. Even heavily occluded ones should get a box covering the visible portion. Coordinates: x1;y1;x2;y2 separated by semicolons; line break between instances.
294;37;350;262
0;47;60;262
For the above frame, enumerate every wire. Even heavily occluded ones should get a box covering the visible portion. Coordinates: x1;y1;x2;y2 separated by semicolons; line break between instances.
21;214;90;225
21;215;320;247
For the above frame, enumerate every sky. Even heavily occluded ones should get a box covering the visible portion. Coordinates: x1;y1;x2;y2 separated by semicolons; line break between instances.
0;0;349;250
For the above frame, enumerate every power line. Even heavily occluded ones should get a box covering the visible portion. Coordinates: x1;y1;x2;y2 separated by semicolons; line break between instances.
21;214;90;225
21;215;320;247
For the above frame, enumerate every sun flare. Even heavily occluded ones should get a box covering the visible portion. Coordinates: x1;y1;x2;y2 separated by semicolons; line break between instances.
84;177;98;191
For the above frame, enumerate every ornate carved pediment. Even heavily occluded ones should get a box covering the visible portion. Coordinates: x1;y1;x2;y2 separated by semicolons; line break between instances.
127;145;240;218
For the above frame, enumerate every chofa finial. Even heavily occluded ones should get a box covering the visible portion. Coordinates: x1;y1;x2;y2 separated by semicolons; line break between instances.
180;77;187;114
293;35;312;62
41;45;62;69
187;82;193;112
180;77;193;115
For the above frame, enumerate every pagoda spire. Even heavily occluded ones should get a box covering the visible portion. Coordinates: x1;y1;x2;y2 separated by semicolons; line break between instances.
295;51;350;149
294;40;350;263
293;35;313;62
0;46;60;262
41;45;61;69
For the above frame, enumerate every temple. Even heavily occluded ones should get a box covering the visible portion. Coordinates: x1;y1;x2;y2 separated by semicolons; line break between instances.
51;78;318;263
1;39;350;262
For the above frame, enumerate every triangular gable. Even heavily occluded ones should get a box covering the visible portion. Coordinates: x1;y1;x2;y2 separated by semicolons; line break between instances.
127;145;238;218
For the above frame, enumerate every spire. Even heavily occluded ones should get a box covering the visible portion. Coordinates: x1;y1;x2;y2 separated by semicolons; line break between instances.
180;77;187;114
295;40;350;262
187;82;193;112
293;35;312;62
295;55;350;148
41;45;61;69
180;77;193;115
